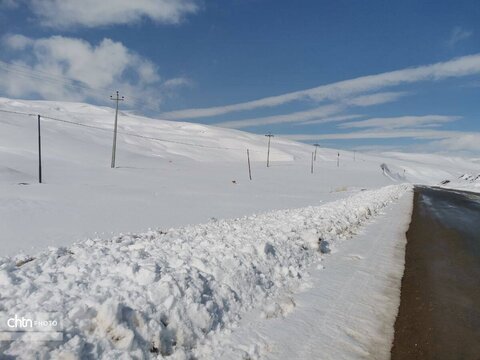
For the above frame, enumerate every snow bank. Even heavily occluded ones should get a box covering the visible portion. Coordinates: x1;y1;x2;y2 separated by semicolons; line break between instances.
210;189;414;360
438;173;480;193
0;185;410;358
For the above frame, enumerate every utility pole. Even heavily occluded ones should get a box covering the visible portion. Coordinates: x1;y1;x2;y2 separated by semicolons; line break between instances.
265;133;274;167
337;152;340;168
247;149;252;180
38;115;42;184
311;152;314;174
313;143;320;161
110;91;124;168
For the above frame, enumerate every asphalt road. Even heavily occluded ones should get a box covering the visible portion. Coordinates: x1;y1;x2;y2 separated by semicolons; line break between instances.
391;186;480;360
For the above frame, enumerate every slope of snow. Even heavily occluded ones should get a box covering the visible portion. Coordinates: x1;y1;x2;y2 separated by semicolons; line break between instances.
0;97;477;257
437;173;480;193
210;188;413;359
0;184;410;359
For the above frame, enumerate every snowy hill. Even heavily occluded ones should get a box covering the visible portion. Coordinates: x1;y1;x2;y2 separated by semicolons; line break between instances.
1;97;480;358
438;173;480;192
0;97;478;256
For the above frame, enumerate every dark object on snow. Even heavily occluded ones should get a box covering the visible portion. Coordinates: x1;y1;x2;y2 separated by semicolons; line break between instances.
16;257;35;267
319;238;331;254
440;180;450;185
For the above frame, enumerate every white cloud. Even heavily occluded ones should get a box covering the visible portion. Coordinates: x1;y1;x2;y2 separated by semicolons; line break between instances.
162;77;193;89
3;34;33;49
283;129;480;154
446;26;473;47
343;91;408;106
0;34;186;109
28;0;199;28
297;114;364;126
215;104;343;129
339;115;461;129
161;54;480;119
284;129;466;141
215;91;404;129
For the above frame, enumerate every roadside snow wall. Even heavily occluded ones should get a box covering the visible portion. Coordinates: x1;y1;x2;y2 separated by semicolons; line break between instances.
0;184;411;359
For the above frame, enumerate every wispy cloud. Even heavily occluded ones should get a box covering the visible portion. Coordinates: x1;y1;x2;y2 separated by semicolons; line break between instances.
297;114;364;126
342;91;408;106
215;104;343;129
215;91;405;129
446;26;473;47
339;115;461;129
161;54;480;119
162;77;193;89
284;129;480;154
284;129;467;141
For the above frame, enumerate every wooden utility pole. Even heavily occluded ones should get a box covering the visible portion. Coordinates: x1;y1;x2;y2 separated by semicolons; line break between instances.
110;91;124;168
265;133;274;167
311;152;314;174
313;143;320;161
247;149;252;180
38;115;42;184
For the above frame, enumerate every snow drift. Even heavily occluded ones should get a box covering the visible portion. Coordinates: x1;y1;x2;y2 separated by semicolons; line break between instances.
0;184;410;359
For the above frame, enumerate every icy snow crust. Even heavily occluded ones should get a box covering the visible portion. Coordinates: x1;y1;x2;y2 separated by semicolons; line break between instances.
0;184;410;359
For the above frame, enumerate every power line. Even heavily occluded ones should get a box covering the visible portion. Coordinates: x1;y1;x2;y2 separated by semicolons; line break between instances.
0;61;104;97
0;60;160;110
0;108;247;151
0;108;37;117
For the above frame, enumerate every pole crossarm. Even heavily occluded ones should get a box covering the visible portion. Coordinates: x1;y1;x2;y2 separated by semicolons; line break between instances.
265;133;274;167
313;143;320;161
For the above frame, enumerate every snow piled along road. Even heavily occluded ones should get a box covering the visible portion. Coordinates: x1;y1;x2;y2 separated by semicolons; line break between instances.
0;185;411;359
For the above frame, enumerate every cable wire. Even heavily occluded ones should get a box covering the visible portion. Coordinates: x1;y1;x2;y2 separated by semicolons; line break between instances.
0;108;247;151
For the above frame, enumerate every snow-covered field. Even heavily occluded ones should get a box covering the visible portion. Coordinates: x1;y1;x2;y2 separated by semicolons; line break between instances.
0;98;477;257
0;97;478;358
1;184;410;359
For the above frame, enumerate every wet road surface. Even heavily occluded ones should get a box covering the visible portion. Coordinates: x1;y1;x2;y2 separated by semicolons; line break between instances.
391;186;480;360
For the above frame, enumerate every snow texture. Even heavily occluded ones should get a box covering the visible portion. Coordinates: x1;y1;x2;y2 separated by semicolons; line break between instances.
0;184;410;359
211;188;413;359
438;173;480;192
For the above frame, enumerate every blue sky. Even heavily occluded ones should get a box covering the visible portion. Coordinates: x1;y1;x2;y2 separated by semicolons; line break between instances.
0;0;479;154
